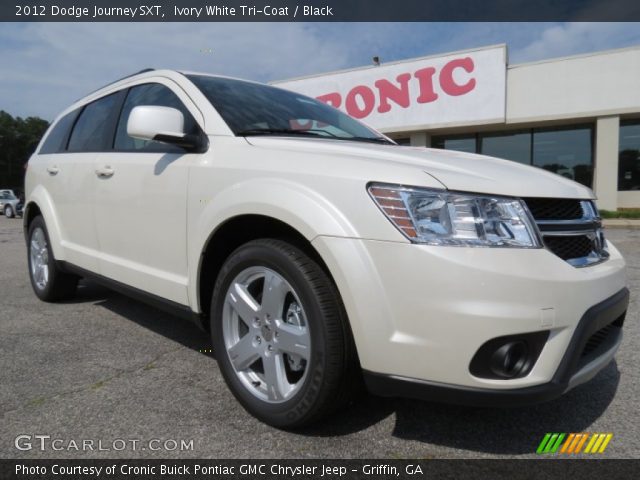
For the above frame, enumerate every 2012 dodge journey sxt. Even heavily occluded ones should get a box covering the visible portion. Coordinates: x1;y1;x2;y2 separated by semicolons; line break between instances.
24;69;629;428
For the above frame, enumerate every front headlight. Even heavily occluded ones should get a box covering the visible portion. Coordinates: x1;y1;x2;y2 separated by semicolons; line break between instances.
368;184;541;247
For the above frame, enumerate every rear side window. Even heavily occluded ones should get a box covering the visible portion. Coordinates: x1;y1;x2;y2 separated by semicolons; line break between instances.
68;93;119;152
39;110;79;154
114;83;198;152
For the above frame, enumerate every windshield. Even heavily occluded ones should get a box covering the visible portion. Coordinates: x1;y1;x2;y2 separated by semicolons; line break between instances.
186;74;393;144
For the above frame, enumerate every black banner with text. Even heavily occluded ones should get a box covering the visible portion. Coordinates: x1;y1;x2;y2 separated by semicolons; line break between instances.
3;0;640;22
2;459;639;480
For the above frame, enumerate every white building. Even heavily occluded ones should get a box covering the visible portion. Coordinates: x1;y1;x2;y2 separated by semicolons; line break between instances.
275;44;640;210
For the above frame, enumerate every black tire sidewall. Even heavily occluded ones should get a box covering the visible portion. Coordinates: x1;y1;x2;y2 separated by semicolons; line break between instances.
5;205;13;218
211;241;337;428
27;216;59;301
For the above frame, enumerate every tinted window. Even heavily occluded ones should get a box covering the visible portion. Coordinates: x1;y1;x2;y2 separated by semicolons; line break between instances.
533;127;593;188
480;131;531;165
39;110;78;154
432;135;477;153
431;125;594;187
114;83;198;152
187;74;387;143
618;121;640;191
68;94;119;152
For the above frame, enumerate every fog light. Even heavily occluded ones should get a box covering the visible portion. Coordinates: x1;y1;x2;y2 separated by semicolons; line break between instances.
469;331;549;380
490;341;529;378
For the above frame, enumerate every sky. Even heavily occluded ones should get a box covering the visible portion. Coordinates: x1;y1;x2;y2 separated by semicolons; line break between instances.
1;22;640;121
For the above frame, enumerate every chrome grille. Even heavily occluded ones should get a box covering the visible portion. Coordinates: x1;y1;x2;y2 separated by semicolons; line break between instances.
523;198;609;267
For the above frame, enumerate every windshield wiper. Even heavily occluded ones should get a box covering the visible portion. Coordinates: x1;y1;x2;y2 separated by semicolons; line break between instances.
237;128;329;138
237;128;395;145
347;136;396;145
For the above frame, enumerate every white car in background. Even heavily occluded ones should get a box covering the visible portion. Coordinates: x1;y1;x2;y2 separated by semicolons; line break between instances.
24;69;628;428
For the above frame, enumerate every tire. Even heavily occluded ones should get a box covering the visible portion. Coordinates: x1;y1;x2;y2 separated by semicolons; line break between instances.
211;239;359;428
27;216;78;302
4;205;14;218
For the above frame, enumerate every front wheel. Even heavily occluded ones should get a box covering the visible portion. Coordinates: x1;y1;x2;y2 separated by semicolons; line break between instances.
211;239;359;428
4;205;14;218
27;216;78;301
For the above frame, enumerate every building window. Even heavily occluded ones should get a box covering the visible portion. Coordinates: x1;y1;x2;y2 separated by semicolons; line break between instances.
431;135;476;153
619;121;640;191
533;126;593;188
432;124;594;187
480;130;531;165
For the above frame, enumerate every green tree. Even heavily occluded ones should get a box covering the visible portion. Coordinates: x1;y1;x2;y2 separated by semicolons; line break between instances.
0;111;49;194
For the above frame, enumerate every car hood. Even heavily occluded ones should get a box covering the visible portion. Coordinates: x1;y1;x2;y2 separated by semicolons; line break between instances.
245;137;594;199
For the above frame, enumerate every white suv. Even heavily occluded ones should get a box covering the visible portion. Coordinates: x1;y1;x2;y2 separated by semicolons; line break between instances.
25;69;628;428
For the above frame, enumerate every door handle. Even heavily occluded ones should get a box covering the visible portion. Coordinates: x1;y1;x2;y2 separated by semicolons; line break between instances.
46;166;60;175
95;166;115;178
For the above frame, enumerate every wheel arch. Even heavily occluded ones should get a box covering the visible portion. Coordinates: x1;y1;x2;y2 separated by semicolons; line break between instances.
23;189;65;261
23;201;41;234
196;214;341;327
190;177;360;319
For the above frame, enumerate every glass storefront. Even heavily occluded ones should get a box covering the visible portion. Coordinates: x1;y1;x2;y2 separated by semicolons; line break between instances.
532;127;593;187
480;131;531;165
618;121;640;191
432;135;476;153
432;124;594;187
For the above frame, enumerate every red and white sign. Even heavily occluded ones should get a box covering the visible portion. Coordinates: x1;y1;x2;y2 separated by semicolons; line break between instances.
275;45;507;131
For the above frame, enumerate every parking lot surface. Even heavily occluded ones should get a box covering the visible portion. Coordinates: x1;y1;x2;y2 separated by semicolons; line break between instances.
1;218;638;458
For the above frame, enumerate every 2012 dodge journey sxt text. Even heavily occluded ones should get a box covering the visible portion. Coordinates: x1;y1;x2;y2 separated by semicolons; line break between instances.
24;69;629;427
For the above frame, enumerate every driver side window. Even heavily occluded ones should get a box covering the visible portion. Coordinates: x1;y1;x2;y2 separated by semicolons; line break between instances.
114;83;198;152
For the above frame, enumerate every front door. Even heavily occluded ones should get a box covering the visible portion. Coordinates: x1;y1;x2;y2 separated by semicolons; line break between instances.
93;82;204;305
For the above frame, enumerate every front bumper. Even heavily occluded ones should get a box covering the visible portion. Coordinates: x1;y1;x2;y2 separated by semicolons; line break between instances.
363;287;627;406
312;236;627;398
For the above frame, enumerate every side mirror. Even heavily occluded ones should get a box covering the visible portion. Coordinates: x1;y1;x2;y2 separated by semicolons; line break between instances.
127;106;206;152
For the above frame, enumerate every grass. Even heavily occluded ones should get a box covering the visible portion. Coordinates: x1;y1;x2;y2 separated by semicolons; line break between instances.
143;362;155;371
90;380;106;390
28;397;46;407
600;209;640;219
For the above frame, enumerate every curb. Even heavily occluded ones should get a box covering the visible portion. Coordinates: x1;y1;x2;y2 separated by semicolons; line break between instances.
602;219;640;230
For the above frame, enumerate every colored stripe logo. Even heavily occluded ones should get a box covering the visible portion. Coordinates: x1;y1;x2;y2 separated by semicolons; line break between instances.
537;433;613;454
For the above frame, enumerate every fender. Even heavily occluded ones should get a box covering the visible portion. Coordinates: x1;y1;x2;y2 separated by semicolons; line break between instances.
187;177;400;372
187;177;359;312
24;186;66;261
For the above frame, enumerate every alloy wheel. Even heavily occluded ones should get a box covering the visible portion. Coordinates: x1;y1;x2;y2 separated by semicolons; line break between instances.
30;227;49;290
222;266;311;403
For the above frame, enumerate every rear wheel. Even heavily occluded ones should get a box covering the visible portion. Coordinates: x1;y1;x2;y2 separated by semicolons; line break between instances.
211;239;358;428
4;205;14;218
28;216;78;301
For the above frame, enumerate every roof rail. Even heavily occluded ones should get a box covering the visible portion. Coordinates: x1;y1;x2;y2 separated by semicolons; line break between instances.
80;68;157;99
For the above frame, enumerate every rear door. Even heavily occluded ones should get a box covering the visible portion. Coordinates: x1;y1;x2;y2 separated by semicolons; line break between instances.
93;81;204;305
41;92;124;272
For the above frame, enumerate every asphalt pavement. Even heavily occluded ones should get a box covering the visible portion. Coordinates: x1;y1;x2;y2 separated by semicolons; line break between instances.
1;217;638;459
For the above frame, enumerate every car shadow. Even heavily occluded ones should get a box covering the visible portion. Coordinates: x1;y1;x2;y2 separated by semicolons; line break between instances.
70;279;620;454
385;362;620;454
70;280;215;357
296;362;619;451
69;280;396;433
